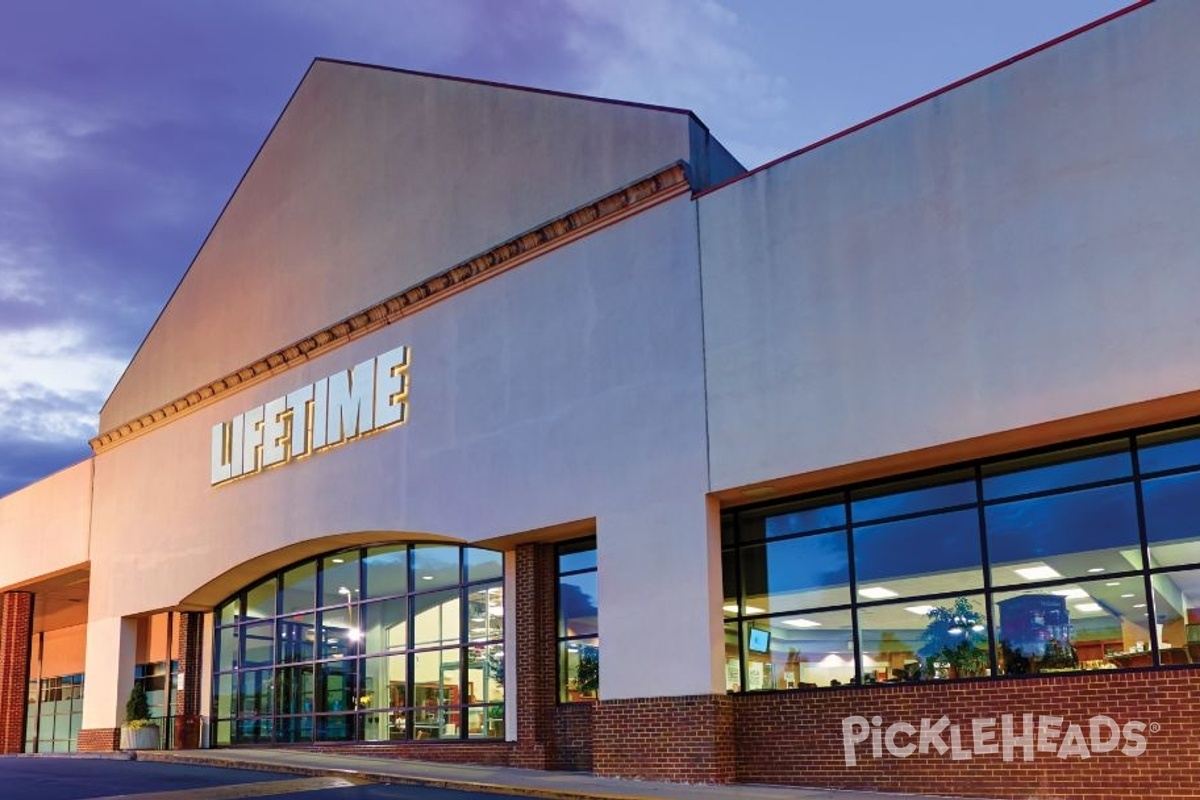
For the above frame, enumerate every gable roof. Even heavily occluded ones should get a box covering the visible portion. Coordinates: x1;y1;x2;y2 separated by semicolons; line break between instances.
100;59;739;432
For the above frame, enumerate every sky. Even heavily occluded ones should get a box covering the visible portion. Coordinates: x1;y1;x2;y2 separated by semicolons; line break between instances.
0;0;1137;498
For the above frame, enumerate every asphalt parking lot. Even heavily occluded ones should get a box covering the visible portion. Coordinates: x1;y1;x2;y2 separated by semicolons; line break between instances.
0;757;523;800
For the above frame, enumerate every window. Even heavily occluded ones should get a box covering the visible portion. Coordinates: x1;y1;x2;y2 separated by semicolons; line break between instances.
213;543;504;745
557;538;598;702
722;421;1200;691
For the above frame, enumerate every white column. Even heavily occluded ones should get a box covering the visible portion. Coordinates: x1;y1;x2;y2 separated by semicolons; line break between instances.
199;612;215;747
596;493;724;699
81;616;138;731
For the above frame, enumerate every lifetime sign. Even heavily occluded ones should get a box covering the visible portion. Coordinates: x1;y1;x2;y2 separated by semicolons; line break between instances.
210;345;410;486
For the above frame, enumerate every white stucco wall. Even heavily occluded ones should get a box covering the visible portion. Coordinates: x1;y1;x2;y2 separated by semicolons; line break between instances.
87;195;719;708
101;61;699;432
700;0;1200;491
0;460;91;590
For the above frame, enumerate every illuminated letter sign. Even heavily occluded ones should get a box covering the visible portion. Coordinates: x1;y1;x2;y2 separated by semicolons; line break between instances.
210;345;409;485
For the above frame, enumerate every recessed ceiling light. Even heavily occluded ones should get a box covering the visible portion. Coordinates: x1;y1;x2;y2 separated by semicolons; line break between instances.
780;617;822;628
1074;603;1103;613
1133;603;1147;608
858;586;899;600
1051;588;1089;600
1013;565;1063;581
421;575;434;580
1086;567;1105;573
331;558;344;564
905;605;937;615
1121;593;1135;599
1106;582;1121;587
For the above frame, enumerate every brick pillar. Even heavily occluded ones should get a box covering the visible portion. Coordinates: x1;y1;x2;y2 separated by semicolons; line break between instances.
511;543;557;769
0;592;33;754
173;612;204;749
593;694;735;783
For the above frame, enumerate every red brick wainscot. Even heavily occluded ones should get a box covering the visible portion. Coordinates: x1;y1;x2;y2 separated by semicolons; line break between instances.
77;728;121;752
733;668;1200;800
594;694;735;783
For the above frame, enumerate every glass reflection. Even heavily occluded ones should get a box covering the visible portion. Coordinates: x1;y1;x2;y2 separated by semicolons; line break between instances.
412;545;460;590
740;495;845;541
853;509;982;598
1141;470;1200;567
983;441;1131;499
363;598;408;654
994;578;1150;674
986;483;1142;583
740;531;849;613
280;562;315;615
858;596;987;682
321;553;360;608
364;546;407;598
851;473;975;523
1150;569;1200;664
560;637;599;701
214;544;504;744
742;610;854;689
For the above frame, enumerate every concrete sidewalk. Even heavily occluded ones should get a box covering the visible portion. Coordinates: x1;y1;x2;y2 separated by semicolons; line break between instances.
135;748;987;800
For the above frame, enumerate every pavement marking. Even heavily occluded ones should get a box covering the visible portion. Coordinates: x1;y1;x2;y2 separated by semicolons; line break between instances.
86;775;367;800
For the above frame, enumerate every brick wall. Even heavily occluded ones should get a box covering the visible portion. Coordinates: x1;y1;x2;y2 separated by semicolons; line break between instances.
511;542;558;769
0;592;33;754
593;694;735;783
734;668;1200;799
552;701;594;771
77;728;121;752
174;611;204;749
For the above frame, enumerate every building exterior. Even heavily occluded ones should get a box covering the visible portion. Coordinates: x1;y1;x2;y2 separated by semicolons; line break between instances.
2;1;1199;797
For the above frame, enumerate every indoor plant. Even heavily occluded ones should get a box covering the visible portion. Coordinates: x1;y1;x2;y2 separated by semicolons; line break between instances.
919;597;989;679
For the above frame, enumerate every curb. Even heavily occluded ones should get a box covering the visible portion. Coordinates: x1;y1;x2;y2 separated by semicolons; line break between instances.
132;752;665;800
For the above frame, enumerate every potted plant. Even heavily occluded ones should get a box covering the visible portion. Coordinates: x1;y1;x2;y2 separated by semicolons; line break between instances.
120;683;161;750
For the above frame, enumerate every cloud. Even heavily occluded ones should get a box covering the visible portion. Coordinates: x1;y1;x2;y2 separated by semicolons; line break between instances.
0;325;126;443
556;0;790;166
0;436;90;500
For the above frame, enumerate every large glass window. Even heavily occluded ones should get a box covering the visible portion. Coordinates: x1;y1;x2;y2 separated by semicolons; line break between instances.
722;422;1200;692
558;538;598;702
213;543;504;744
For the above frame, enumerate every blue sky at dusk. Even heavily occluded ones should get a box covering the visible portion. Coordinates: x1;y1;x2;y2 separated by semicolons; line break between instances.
0;0;1133;497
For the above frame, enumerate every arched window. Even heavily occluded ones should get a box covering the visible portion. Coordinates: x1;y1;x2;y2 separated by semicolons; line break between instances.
213;543;504;745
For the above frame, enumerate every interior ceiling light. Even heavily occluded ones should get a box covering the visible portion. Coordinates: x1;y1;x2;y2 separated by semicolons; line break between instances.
1074;602;1103;613
725;604;766;615
1133;603;1147;608
1086;567;1105;573
905;605;937;615
1013;564;1062;581
1121;593;1136;598
1106;581;1121;587
1051;588;1089;600
858;586;899;600
780;617;822;628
